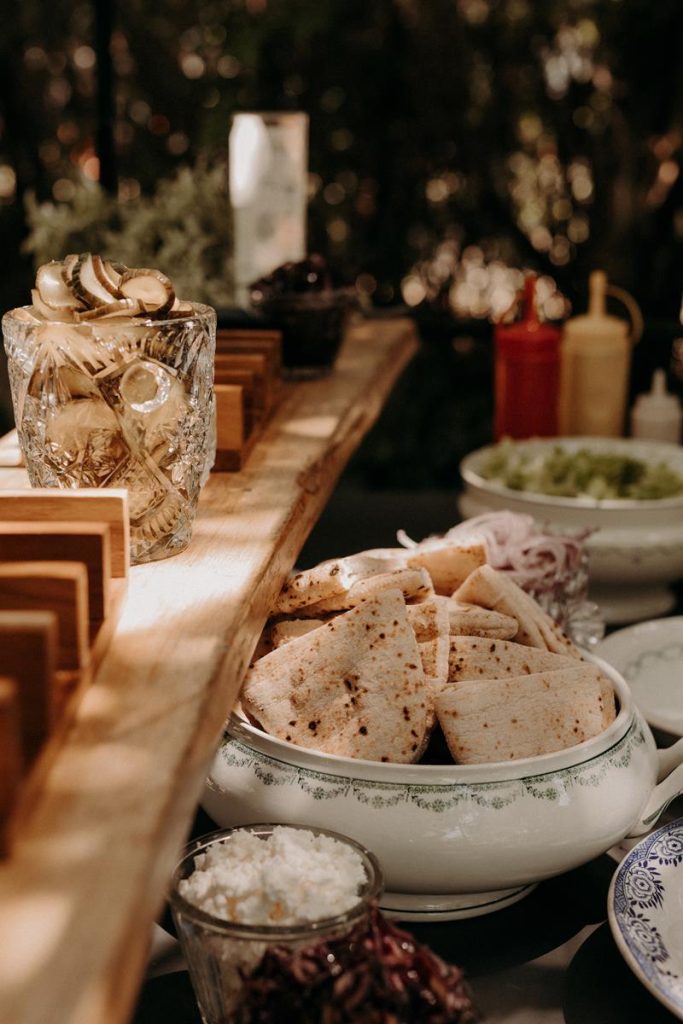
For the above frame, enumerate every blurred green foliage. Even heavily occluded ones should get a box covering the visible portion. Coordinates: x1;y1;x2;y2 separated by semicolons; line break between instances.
23;164;233;305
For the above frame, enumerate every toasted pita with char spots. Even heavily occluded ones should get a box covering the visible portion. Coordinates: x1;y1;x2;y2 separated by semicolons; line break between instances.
448;637;577;682
453;564;582;658
405;596;448;641
268;597;449;693
406;598;449;691
446;599;518;639
241;590;432;763
272;550;434;617
295;567;433;617
272;559;358;615
270;618;326;648
406;541;487;596
435;664;614;764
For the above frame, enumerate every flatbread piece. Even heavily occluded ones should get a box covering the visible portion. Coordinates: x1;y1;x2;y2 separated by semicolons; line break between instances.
454;564;581;658
241;589;432;762
435;664;615;764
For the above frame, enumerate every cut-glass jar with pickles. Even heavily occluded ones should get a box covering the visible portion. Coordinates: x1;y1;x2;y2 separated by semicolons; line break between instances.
2;255;216;564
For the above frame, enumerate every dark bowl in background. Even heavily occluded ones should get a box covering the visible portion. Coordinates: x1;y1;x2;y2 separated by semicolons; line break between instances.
251;287;356;378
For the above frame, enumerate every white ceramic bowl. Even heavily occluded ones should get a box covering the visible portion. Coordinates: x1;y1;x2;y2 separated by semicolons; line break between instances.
459;437;683;622
203;659;683;921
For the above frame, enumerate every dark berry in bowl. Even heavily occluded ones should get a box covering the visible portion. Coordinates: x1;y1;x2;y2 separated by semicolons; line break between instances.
250;257;355;378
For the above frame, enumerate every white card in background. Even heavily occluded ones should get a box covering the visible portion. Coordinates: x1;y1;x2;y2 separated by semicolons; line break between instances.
230;111;309;306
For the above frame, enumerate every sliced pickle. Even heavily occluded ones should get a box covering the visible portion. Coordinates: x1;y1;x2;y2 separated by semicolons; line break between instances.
101;259;124;296
13;307;42;324
167;299;194;318
32;255;188;324
61;253;79;287
31;289;77;322
75;298;141;321
72;253;120;307
36;261;83;311
119;269;175;314
92;255;122;299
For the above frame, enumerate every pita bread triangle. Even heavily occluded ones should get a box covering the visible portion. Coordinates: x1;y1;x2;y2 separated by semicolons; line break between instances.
273;553;434;616
448;636;577;681
406;540;486;595
406;598;449;690
241;589;432;762
404;596;448;638
446;599;518;639
436;664;614;764
267;597;449;694
454;564;582;658
272;558;358;615
296;566;433;617
270;618;325;648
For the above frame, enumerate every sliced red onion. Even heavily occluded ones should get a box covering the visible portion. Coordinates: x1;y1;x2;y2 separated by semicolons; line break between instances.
399;513;604;644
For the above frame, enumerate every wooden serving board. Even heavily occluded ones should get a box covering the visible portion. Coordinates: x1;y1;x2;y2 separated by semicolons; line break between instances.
0;318;419;1024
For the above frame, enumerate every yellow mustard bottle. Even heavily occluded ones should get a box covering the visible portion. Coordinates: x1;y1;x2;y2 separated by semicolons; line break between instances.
560;270;643;437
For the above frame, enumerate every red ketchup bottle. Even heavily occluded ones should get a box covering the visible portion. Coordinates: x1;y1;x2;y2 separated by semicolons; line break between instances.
494;274;561;440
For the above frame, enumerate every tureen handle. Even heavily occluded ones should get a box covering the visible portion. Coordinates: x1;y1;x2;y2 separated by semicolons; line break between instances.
629;740;683;837
656;738;683;782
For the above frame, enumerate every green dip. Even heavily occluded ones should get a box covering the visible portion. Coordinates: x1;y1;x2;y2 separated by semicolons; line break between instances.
479;441;683;500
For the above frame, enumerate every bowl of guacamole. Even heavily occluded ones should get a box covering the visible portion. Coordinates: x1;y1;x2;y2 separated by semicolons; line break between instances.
459;437;683;591
477;439;683;502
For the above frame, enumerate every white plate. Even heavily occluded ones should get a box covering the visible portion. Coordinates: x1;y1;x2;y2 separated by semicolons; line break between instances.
595;617;683;736
608;818;683;1020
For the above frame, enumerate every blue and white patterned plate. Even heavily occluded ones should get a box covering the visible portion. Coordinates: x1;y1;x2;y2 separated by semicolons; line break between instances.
596;617;683;736
608;818;683;1019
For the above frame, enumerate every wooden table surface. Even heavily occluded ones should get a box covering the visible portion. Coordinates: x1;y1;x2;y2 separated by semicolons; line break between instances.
0;317;419;1024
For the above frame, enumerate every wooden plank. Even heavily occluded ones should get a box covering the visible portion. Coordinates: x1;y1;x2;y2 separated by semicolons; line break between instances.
211;431;259;472
0;318;419;1024
214;352;271;414
214;384;247;451
0;679;24;856
212;380;257;470
10;577;128;829
216;329;282;378
0;522;112;621
0;611;58;764
212;368;257;429
0;490;129;578
216;327;281;349
0;563;90;670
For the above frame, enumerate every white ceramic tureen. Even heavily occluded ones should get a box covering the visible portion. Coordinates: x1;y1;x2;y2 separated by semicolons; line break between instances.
459;437;683;624
203;658;683;921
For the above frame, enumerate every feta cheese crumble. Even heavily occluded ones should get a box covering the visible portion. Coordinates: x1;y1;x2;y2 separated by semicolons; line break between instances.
179;826;368;925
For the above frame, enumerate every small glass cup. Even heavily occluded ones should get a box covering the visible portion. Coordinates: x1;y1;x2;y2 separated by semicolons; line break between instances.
2;303;216;564
520;550;605;649
169;823;383;1024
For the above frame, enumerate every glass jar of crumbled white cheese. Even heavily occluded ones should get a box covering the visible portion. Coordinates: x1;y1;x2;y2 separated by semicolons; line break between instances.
169;823;382;1024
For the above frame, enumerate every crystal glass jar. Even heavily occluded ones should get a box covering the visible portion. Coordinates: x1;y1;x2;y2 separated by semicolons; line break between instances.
169;824;383;1024
521;549;605;649
2;303;216;564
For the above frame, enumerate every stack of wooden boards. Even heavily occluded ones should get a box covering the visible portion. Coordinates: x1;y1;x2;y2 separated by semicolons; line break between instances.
0;489;129;854
213;328;283;471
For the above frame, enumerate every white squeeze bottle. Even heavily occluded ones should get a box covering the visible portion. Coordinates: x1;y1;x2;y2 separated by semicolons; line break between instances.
560;270;643;436
630;369;682;443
